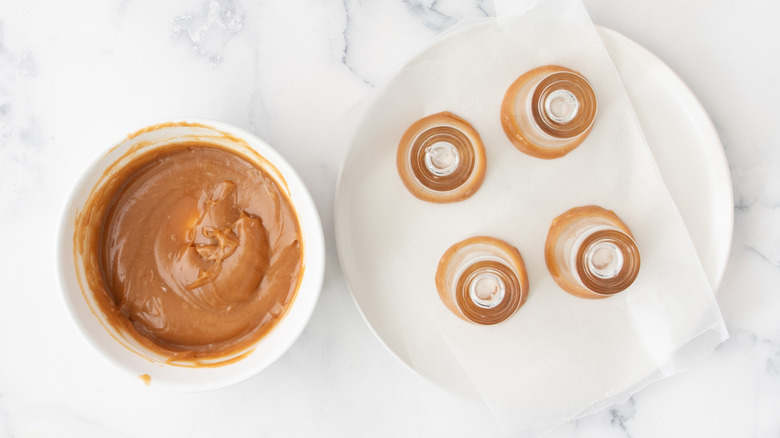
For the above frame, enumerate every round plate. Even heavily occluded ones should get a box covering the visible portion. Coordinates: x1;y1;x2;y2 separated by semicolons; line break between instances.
334;26;733;395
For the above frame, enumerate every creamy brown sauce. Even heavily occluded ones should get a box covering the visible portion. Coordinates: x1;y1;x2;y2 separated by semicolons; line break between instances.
76;140;303;363
501;65;597;159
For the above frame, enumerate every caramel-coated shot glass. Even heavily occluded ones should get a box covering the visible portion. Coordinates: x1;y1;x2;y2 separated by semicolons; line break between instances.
436;236;529;324
545;206;640;299
397;112;486;203
501;65;597;159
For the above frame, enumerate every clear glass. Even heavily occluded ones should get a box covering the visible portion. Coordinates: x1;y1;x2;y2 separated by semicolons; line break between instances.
501;65;597;159
467;269;506;309
424;141;461;177
544;89;580;124
435;237;529;324
397;112;486;203
545;206;640;299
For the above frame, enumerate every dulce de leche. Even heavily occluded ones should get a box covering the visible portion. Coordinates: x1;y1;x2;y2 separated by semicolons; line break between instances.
75;140;303;364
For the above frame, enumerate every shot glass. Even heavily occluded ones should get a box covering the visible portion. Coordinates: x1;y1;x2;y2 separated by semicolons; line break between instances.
397;112;486;203
545;206;640;299
436;236;529;324
501;65;597;159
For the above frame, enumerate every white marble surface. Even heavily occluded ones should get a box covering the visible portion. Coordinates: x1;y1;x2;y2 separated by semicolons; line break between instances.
0;0;778;436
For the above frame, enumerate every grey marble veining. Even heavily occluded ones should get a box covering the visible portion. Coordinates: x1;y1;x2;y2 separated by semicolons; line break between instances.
400;0;492;32
608;397;636;436
340;0;374;86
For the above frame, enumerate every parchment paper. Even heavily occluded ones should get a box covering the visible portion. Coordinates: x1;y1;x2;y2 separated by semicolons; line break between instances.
335;0;727;434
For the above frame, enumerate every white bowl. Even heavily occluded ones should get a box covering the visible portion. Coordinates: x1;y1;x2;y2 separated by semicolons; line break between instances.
58;119;325;391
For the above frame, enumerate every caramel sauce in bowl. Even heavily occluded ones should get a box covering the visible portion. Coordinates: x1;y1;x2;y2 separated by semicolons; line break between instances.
57;120;325;391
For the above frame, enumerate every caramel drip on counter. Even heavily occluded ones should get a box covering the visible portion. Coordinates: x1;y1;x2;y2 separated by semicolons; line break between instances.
397;112;486;203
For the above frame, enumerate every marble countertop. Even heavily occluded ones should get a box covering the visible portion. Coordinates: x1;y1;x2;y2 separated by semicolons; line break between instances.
1;0;778;436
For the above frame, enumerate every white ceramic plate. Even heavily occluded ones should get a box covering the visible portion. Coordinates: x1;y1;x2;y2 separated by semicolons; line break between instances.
334;26;733;395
